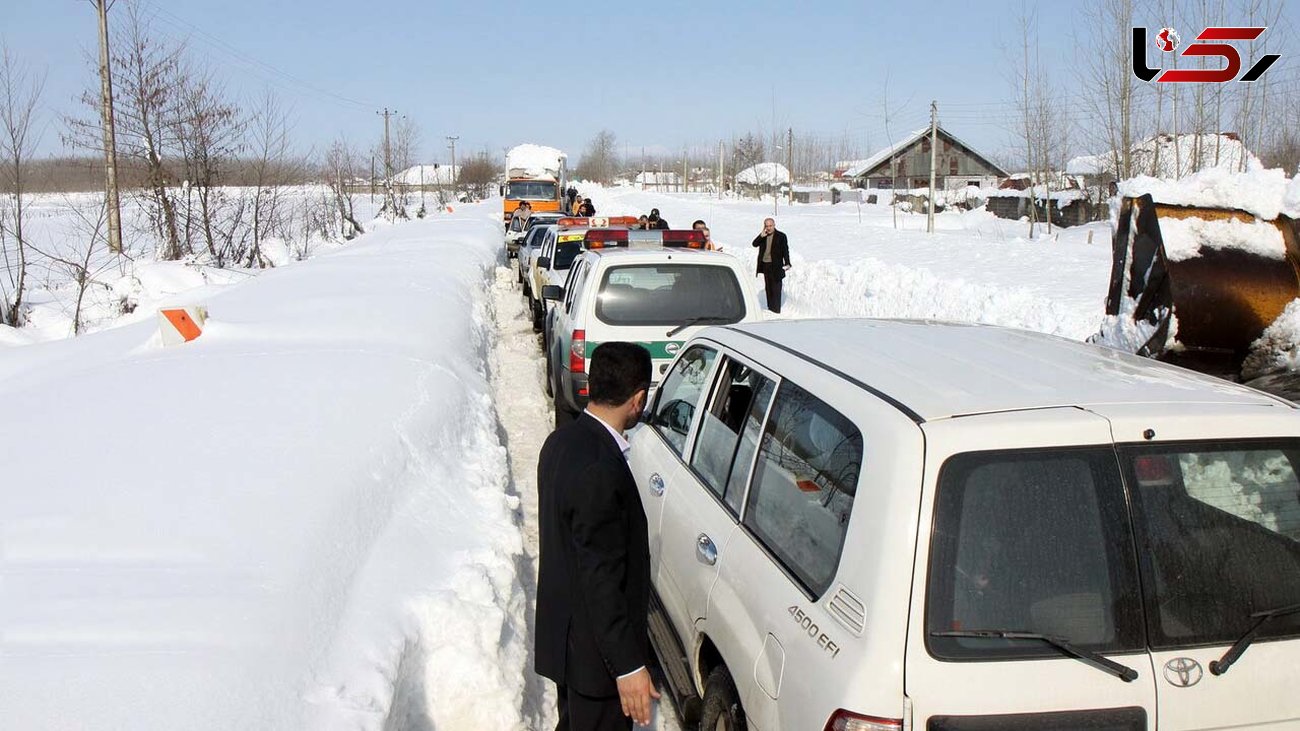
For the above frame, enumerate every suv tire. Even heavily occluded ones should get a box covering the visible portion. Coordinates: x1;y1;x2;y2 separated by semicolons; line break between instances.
554;393;577;429
531;300;544;333
699;666;746;731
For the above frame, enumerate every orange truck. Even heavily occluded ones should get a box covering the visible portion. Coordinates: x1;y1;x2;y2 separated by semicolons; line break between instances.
503;144;568;227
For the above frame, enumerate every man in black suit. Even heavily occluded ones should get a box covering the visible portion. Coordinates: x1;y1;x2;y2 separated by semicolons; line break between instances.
535;342;658;730
752;217;791;313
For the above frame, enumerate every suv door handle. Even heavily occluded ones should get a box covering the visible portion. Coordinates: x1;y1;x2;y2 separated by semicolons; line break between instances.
696;533;718;565
649;473;665;497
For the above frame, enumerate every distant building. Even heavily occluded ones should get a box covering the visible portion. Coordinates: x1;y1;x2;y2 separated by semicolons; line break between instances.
1066;132;1259;185
841;126;1007;190
634;171;682;191
735;162;791;196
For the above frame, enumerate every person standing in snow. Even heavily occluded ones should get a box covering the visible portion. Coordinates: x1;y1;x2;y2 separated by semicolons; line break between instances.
509;201;531;232
752;217;791;313
535;342;659;731
578;198;596;216
647;209;669;229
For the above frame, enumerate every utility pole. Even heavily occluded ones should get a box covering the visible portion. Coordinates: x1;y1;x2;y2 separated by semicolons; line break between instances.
927;100;938;234
682;150;687;194
378;108;395;217
94;0;122;254
786;127;794;205
718;140;724;199
369;154;375;203
446;135;459;200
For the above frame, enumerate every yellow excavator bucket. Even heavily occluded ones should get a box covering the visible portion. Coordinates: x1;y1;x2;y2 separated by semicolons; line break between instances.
1102;194;1300;380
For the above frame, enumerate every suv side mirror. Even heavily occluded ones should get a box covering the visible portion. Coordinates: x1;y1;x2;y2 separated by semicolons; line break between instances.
536;256;550;269
541;285;564;301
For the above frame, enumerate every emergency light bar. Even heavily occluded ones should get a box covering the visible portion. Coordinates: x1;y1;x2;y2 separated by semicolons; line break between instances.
556;216;640;229
583;229;629;248
660;230;707;249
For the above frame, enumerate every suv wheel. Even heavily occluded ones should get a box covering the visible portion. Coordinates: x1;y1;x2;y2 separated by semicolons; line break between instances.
699;666;746;731
554;392;576;429
531;300;544;333
544;345;554;398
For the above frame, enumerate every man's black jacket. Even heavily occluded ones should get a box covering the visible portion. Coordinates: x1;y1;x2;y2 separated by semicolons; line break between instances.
534;413;650;696
752;229;791;277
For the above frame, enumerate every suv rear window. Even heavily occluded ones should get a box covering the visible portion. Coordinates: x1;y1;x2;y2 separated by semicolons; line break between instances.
595;264;745;326
1122;441;1300;648
927;449;1145;660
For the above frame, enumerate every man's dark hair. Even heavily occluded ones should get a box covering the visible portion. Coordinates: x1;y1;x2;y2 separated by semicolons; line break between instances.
588;342;652;406
692;219;706;228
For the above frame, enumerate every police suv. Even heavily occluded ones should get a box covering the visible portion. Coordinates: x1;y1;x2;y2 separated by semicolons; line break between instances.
631;318;1300;731
525;217;640;331
542;230;761;428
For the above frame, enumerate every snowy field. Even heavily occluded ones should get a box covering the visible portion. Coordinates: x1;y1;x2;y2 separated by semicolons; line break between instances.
1;183;1124;729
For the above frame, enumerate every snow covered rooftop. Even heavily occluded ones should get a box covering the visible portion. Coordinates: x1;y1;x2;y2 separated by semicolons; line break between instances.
1067;133;1260;179
840;126;1009;179
735;162;790;186
396;164;459;186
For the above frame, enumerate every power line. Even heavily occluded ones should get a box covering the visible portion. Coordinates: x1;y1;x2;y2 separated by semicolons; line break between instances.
134;0;376;112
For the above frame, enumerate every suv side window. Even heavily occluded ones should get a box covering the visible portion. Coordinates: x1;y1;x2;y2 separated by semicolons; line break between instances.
743;381;862;596
650;346;719;456
926;449;1143;660
564;259;589;312
689;358;776;514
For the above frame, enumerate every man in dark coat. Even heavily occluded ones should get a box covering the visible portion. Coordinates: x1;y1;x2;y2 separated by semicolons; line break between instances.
751;217;791;313
535;342;658;730
647;208;669;230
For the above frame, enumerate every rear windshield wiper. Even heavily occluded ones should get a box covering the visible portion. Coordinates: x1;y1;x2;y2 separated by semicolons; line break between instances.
1209;601;1300;676
932;629;1139;682
667;316;733;338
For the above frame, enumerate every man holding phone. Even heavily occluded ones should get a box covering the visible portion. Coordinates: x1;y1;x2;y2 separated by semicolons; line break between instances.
752;217;791;313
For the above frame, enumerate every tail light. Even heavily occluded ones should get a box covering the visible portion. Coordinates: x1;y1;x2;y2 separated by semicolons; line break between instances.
585;229;629;248
570;330;586;373
825;711;902;731
662;230;706;248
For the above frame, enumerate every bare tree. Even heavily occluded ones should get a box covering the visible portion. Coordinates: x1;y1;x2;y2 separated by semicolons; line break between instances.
325;138;364;239
1077;0;1139;181
0;43;46;326
65;1;188;259
458;150;500;200
246;91;297;268
172;70;246;265
576;129;619;184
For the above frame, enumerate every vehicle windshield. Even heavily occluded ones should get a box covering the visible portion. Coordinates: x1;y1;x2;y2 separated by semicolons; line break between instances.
595;264;746;327
1122;441;1300;649
506;181;557;200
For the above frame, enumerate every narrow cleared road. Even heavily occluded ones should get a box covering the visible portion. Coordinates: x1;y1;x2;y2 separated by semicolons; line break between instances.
487;262;682;731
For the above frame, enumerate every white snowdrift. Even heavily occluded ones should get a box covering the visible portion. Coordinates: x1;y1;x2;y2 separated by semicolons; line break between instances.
1245;299;1300;380
735;162;790;186
0;208;530;730
1120;164;1300;220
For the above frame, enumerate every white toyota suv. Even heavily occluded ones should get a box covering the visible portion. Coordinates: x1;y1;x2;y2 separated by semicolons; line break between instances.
631;318;1300;731
542;236;761;428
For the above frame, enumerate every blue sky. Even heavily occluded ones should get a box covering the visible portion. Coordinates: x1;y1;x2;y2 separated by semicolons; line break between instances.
2;0;1287;166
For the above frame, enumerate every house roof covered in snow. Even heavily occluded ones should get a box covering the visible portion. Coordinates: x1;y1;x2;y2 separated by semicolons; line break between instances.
1067;133;1259;179
396;165;459;186
735;162;790;186
841;126;1009;179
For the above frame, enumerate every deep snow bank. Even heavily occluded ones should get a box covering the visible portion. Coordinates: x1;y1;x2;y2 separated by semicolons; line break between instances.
0;207;529;730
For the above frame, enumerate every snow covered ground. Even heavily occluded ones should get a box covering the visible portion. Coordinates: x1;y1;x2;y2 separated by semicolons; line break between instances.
580;184;1115;340
0;204;533;730
3;180;1129;729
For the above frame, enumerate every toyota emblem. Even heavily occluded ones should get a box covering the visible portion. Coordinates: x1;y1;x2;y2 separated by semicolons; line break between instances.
1164;657;1203;687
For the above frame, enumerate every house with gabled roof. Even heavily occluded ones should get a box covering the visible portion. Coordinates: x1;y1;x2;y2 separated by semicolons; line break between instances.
841;126;1008;190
